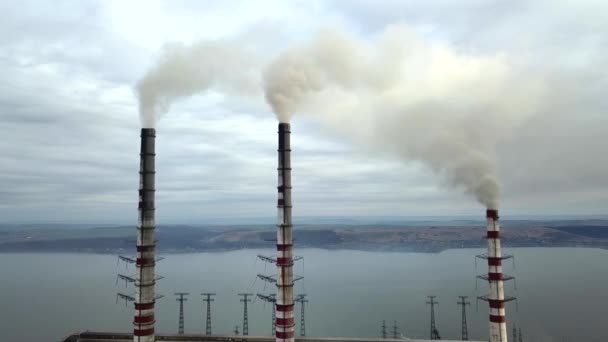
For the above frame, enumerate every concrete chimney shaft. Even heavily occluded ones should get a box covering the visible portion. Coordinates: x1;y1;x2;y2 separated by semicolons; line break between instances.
276;123;295;342
486;209;508;342
134;128;157;342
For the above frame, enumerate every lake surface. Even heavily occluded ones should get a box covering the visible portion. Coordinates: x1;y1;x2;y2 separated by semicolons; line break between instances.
0;248;606;342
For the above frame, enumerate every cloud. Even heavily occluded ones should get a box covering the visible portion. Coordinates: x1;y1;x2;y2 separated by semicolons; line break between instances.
325;0;608;214
0;1;605;223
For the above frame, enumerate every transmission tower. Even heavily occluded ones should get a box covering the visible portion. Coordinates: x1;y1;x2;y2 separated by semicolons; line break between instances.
175;292;190;335
381;320;387;339
234;325;240;335
392;320;399;339
512;324;517;342
457;296;470;340
238;293;253;336
201;293;216;335
518;327;523;342
258;293;277;335
427;296;441;340
295;294;308;337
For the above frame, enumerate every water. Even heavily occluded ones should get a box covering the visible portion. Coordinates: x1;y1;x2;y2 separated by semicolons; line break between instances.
0;248;606;342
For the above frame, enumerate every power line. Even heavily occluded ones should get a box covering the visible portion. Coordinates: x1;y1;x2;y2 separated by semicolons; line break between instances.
258;293;277;335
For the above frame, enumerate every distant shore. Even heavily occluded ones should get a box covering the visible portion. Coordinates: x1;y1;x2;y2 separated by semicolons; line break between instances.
1;220;607;254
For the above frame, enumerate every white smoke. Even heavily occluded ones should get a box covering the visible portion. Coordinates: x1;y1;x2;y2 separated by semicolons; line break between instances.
263;25;546;208
136;37;263;128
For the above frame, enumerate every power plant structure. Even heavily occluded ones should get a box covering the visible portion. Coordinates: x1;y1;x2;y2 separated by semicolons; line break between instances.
115;128;161;342
135;128;158;342
477;209;516;342
62;124;490;342
276;122;295;342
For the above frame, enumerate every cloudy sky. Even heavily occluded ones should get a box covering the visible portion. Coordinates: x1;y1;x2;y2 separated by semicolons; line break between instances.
0;0;606;224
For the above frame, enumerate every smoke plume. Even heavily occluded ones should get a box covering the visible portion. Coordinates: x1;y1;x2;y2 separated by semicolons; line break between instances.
136;38;262;128
263;25;545;208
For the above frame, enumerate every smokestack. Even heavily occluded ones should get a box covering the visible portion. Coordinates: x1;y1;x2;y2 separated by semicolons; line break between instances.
485;209;508;342
134;128;157;342
275;123;295;342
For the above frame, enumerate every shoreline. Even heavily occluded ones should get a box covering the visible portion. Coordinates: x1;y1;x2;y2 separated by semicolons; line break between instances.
1;244;606;255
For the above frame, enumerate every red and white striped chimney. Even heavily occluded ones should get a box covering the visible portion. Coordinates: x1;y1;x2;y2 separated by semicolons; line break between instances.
486;209;508;342
276;123;295;342
134;128;157;342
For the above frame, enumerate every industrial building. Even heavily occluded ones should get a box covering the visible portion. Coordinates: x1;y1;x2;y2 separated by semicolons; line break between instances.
61;124;509;342
63;332;485;342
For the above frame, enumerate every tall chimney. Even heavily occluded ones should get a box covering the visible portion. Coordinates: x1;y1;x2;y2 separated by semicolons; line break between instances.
275;123;295;342
485;209;508;342
134;128;157;342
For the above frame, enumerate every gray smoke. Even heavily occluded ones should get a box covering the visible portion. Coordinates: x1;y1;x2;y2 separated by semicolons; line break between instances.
136;38;263;128
263;25;545;208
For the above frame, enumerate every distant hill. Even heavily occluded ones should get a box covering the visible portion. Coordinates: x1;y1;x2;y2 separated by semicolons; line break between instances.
548;225;608;239
0;219;607;253
3;215;605;229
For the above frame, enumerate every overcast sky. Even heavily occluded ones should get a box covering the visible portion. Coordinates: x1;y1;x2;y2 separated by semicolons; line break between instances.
0;0;606;224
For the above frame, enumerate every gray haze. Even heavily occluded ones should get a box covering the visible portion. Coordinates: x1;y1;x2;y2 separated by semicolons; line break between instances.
0;1;606;222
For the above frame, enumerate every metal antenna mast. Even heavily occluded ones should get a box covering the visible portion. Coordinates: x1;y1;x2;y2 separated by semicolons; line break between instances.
458;296;470;340
239;293;253;336
427;296;441;340
258;294;278;335
392;320;399;339
295;294;308;337
381;320;387;339
201;293;216;335
175;292;189;335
